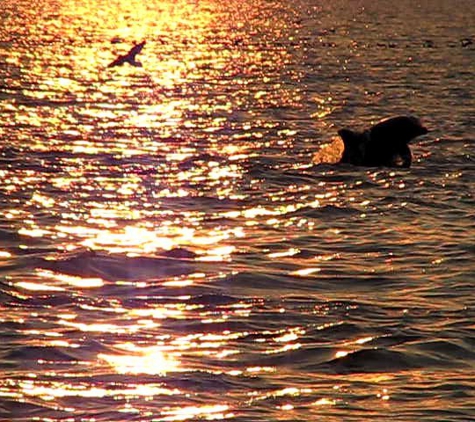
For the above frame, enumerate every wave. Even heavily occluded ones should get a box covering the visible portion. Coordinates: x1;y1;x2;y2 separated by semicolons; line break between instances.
1;345;79;365
0;228;23;244
38;249;201;281
0;399;69;420
310;337;475;374
407;339;475;363
317;348;418;373
288;204;361;218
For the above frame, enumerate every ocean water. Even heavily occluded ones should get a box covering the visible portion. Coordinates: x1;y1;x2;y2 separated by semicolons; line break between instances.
0;0;474;421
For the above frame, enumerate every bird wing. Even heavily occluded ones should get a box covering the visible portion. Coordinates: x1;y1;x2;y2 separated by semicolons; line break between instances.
128;41;146;59
108;41;145;67
108;55;126;67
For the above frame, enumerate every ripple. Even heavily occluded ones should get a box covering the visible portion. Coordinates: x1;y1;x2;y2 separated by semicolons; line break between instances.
38;250;201;281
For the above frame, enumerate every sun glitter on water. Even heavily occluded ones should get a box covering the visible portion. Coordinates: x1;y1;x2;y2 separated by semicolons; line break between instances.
312;136;344;165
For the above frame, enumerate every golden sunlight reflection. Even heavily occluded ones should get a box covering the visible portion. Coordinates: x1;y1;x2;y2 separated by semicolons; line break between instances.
15;281;64;292
197;245;235;261
312;398;337;406
36;269;104;288
221;198;323;225
377;389;390;401
335;336;375;359
31;192;56;208
259;327;306;355
342;335;375;348
161;404;233;421
265;343;301;354
130;306;187;320
311;95;337;120
312;136;344;165
290;267;321;277
274;327;306;342
18;380;180;401
268;248;300;258
246;366;276;374
250;387;313;402
18;227;51;238
162;278;194;287
170;331;247;355
58;318;158;334
161;272;207;287
76;224;243;258
99;343;180;375
3;0;472;418
353;336;374;345
11;0;259;169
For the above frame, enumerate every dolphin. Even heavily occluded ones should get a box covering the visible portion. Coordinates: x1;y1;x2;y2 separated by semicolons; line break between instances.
338;116;428;168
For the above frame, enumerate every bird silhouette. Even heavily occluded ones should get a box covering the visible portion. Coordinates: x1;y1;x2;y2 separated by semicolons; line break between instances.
108;41;146;68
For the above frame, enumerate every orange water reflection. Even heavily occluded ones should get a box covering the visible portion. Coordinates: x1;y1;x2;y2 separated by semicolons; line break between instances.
99;343;180;375
17;380;181;401
161;404;234;421
0;0;367;419
3;0;312;263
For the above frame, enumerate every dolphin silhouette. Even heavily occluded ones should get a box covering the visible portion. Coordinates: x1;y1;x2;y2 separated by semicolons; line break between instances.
338;116;428;168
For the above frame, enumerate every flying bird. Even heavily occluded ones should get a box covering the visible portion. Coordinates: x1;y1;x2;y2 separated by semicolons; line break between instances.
108;41;146;68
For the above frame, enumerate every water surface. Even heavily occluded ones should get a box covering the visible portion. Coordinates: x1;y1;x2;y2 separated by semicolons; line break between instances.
1;0;474;421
